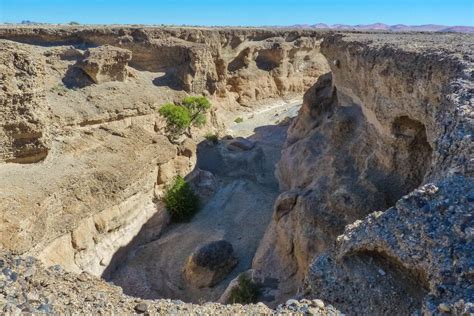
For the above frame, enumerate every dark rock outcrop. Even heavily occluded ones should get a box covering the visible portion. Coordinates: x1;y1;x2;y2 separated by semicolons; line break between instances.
184;240;238;288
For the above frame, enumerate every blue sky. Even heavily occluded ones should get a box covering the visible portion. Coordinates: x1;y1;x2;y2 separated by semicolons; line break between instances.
1;0;473;26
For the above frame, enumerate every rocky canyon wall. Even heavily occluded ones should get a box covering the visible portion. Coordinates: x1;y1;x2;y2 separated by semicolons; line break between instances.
0;27;328;278
253;32;473;314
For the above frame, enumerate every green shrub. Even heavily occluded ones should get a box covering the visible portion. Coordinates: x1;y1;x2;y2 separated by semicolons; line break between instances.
229;274;260;304
234;117;244;123
159;103;191;140
204;133;219;144
163;176;200;222
182;96;211;128
158;96;211;140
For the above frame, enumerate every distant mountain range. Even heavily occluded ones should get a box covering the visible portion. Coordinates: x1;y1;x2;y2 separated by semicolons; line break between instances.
282;23;474;33
9;21;474;33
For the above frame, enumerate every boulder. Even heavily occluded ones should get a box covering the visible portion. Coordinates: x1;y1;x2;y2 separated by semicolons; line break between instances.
226;137;255;151
187;168;217;200
77;45;132;84
183;240;238;288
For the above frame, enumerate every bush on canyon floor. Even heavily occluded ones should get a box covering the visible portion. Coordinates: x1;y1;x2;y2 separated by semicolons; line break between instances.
163;176;200;222
229;274;261;304
234;117;244;123
204;133;219;144
159;96;211;140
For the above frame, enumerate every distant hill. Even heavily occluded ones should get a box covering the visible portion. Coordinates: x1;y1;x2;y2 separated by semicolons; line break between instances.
285;23;474;33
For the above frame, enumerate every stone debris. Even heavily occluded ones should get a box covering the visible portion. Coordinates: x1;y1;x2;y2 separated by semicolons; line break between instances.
0;252;337;315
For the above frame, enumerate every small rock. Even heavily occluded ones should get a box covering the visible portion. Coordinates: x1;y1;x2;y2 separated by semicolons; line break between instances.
438;303;450;313
27;291;40;302
312;299;325;309
286;299;299;306
37;304;53;313
307;307;320;315
134;302;148;314
424;184;439;195
10;272;18;282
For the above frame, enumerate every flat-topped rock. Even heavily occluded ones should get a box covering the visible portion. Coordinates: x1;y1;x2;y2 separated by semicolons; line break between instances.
77;45;132;84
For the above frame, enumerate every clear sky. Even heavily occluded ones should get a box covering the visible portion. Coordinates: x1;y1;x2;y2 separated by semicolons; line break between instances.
1;0;473;26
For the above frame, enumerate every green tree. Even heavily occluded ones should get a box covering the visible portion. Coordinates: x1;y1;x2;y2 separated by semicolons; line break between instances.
158;103;191;140
163;176;200;222
158;96;211;140
182;96;211;128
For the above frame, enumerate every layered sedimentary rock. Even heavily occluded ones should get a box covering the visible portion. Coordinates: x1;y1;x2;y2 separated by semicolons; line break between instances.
0;26;330;104
0;27;327;280
253;32;473;314
0;41;49;163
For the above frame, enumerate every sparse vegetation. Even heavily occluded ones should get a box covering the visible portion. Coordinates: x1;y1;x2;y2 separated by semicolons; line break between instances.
234;117;244;123
229;274;260;304
159;103;191;140
182;96;212;127
159;96;212;140
204;133;219;144
163;176;200;222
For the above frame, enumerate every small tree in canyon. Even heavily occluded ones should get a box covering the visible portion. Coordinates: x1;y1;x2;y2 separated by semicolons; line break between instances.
159;96;211;141
163;176;200;222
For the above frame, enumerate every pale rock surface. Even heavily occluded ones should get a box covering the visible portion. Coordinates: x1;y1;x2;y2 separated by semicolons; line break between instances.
253;32;473;313
77;45;132;84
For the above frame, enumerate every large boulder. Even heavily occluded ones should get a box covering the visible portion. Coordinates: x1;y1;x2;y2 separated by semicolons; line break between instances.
77;45;132;84
183;240;238;288
187;168;217;200
226;137;255;151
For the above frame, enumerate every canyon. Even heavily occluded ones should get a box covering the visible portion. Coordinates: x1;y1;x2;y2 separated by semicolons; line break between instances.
0;26;473;315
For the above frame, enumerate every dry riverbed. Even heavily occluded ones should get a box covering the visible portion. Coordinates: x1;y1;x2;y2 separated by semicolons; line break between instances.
108;100;302;302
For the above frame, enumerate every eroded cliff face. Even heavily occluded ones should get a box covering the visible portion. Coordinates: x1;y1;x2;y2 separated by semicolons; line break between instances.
253;33;473;314
0;27;329;106
0;27;328;280
0;41;49;163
